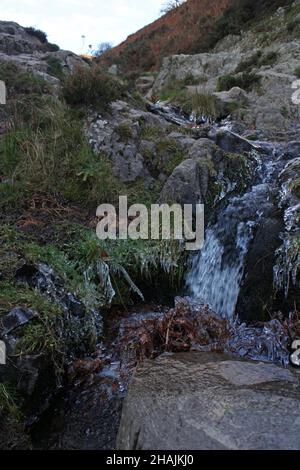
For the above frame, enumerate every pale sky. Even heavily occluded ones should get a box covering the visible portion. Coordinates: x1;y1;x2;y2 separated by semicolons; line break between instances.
1;0;166;54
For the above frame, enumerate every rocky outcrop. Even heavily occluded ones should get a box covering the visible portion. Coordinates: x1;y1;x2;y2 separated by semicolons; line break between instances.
117;352;300;450
0;21;88;87
153;51;242;93
151;1;300;138
86;101;200;186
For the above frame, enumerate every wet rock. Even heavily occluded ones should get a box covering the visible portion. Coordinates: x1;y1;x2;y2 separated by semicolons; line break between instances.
16;354;45;397
1;307;38;335
117;352;300;450
0;415;31;450
214;129;255;154
285;141;300;160
237;214;284;322
15;263;86;318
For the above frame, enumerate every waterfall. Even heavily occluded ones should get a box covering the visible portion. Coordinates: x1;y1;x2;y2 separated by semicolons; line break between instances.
151;102;291;320
186;222;255;318
186;144;284;319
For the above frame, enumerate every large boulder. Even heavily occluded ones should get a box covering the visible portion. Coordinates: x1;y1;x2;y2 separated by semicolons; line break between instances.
159;137;254;211
159;158;201;206
117;352;300;450
159;139;218;206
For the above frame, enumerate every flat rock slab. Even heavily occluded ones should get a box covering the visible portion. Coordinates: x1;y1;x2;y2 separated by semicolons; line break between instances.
117;352;300;450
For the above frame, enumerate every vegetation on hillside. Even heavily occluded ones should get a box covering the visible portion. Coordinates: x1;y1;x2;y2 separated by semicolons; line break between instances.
0;55;192;442
100;0;294;73
24;26;60;51
203;0;294;51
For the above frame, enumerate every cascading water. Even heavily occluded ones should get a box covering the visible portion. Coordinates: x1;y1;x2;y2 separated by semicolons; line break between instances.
186;140;286;319
186;222;255;318
150;102;293;320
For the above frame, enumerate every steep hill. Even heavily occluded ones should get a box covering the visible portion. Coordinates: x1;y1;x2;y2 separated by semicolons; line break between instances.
100;0;294;73
100;0;231;71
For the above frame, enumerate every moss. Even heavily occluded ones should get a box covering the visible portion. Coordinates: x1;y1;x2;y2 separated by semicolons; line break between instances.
139;123;164;140
153;138;186;176
0;227;100;379
158;80;188;104
198;157;216;176
115;123;133;141
0;279;61;329
224;152;252;184
156;138;180;155
236;51;263;73
126;178;162;207
159;79;221;120
236;50;278;73
200;152;252;208
245;133;259;141
45;56;64;80
182;73;207;86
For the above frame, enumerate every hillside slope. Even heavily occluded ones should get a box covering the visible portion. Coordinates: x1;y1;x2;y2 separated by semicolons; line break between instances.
100;0;231;71
100;0;294;73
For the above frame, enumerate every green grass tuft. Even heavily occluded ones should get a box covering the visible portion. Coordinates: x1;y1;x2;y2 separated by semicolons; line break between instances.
217;72;261;92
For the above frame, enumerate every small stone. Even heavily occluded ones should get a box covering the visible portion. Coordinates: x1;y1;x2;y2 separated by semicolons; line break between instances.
1;307;38;335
